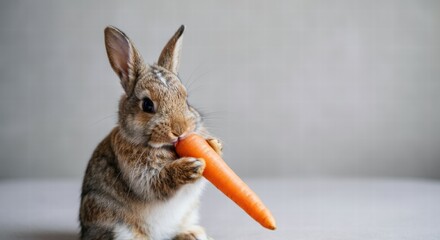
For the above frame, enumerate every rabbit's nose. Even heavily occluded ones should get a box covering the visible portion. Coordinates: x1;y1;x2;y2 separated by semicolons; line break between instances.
170;116;191;137
170;131;180;138
170;123;191;139
171;124;184;137
171;128;188;139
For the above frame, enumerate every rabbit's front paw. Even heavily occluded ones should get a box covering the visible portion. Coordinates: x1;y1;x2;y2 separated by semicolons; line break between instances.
173;157;205;184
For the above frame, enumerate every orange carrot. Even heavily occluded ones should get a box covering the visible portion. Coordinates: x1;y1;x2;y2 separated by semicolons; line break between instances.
175;133;277;230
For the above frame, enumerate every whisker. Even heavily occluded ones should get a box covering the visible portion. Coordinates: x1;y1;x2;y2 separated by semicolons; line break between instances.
111;171;122;189
186;70;211;95
199;109;228;115
182;62;204;87
88;113;117;127
201;114;226;121
196;108;228;118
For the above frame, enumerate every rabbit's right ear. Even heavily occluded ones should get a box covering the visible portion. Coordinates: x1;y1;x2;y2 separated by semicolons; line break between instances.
157;25;185;74
104;26;142;95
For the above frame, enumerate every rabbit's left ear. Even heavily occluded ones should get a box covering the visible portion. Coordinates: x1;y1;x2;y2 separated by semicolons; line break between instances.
158;25;185;74
105;26;143;95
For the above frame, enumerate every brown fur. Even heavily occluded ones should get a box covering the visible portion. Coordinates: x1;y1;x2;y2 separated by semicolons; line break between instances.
79;26;222;240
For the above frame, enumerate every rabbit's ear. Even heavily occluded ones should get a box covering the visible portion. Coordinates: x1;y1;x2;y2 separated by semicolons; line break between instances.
105;26;142;95
158;25;185;74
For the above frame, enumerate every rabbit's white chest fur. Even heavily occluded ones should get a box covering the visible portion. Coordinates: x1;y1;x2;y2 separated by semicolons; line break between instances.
114;179;206;240
146;179;206;239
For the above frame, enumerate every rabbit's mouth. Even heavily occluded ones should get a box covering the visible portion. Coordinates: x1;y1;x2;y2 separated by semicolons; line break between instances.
172;133;193;147
148;132;191;149
147;134;179;149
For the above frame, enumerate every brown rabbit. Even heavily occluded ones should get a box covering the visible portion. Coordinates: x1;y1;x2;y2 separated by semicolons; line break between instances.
79;25;222;240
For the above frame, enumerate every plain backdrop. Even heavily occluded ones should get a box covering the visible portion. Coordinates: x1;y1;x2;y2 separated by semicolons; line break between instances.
1;0;439;179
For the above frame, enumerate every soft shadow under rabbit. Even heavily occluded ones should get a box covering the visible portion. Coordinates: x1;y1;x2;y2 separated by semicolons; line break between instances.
79;25;222;240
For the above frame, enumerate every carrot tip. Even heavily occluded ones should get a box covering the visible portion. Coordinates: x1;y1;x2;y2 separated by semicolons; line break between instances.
268;224;277;230
264;220;277;230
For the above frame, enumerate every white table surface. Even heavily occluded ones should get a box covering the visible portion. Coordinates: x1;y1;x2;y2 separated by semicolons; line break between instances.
1;178;440;240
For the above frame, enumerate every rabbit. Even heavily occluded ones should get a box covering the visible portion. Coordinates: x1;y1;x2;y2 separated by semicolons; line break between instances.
79;25;223;240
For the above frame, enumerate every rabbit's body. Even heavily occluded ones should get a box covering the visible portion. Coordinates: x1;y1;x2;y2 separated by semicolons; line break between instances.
79;26;220;240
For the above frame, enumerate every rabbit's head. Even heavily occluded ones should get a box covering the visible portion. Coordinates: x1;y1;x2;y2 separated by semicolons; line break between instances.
104;25;202;148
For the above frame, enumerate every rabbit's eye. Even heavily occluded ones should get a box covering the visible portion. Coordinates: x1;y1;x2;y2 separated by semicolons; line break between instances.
142;98;155;113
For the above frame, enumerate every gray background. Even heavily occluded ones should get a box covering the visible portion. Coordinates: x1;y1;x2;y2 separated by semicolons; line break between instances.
1;0;439;179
